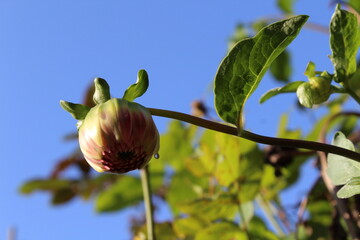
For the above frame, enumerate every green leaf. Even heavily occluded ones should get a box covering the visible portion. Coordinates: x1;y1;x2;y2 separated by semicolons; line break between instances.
93;77;111;104
173;216;207;238
95;176;143;212
327;131;360;186
307;200;332;226
166;170;207;215
195;222;248;240
179;194;238;222
269;50;292;82
60;100;91;120
277;0;296;14
19;179;72;194
51;188;76;205
228;24;249;50
260;81;304;103
135;222;176;240
122;69;149;102
337;177;360;198
277;113;302;139
239;201;254;228
330;5;360;82
248;217;279;240
349;0;360;14
158;121;195;170
214;15;308;127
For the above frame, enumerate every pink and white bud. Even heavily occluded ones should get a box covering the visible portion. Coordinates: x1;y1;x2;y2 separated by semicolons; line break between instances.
78;98;159;174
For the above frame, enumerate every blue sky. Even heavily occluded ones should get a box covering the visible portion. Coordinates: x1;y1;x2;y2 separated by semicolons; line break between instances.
0;0;347;239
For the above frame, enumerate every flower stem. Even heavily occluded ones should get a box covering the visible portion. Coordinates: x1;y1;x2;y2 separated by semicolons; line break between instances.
140;166;155;240
148;108;360;161
347;88;360;105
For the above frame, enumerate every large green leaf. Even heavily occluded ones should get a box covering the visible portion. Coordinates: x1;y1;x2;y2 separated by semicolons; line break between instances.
269;50;292;82
327;131;359;186
330;5;360;82
214;15;308;127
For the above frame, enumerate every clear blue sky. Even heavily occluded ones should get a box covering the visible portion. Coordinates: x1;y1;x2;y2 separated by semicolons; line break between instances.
0;0;347;239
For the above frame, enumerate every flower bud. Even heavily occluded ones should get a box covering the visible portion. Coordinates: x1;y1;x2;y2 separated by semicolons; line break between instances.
78;98;159;174
297;71;333;108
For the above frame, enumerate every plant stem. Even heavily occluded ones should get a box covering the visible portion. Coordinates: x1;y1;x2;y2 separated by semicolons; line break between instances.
140;166;155;240
347;87;360;105
148;108;360;161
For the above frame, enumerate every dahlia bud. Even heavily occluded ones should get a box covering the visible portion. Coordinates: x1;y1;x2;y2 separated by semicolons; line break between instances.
78;98;159;174
60;72;160;174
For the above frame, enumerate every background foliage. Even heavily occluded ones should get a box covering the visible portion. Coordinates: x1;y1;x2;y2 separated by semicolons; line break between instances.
13;0;360;239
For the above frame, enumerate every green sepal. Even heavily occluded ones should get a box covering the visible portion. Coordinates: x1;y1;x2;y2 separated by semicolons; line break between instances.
260;81;304;103
93;78;111;104
60;100;91;120
122;69;149;102
296;82;314;108
304;61;316;78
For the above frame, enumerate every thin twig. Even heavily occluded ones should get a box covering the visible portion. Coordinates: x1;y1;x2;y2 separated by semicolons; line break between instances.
140;166;156;240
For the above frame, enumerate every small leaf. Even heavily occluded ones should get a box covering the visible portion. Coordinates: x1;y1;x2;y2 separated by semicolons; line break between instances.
260;81;304;103
166;170;205;215
228;24;249;50
277;0;296;14
214;15;308;127
123;69;149;102
95;176;143;212
269;50;292;82
51;188;76;205
20;179;72;194
179;195;238;222
337;177;360;198
330;5;360;82
93;77;111;104
304;61;316;78
327;131;360;186
195;222;248;240
248;217;279;240
173;217;207;238
239;201;254;228
60;100;90;120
